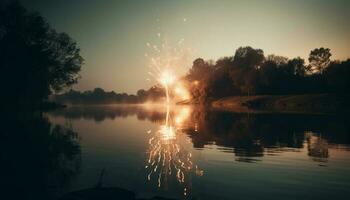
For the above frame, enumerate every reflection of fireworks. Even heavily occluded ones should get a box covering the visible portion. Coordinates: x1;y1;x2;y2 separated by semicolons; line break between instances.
145;105;203;196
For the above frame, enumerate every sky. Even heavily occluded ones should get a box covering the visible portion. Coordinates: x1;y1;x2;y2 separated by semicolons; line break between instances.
21;0;350;94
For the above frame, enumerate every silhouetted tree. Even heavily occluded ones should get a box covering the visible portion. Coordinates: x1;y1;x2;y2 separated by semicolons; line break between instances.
233;46;264;69
325;59;350;93
266;54;288;66
0;1;83;108
308;47;331;74
186;58;215;103
187;58;214;81
230;47;265;95
182;45;350;103
288;57;306;77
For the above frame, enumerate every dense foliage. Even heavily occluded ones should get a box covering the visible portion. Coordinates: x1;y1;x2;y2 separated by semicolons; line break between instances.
185;46;350;103
0;2;83;108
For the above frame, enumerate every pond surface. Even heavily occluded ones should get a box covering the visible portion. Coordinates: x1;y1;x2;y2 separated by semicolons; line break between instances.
2;105;350;200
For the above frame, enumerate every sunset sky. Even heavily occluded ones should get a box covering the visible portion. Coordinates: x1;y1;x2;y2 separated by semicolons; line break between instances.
21;0;350;94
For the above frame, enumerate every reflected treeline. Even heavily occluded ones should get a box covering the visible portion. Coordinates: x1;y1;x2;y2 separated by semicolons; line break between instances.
185;110;350;162
0;112;81;200
50;106;350;163
305;132;329;163
50;105;166;123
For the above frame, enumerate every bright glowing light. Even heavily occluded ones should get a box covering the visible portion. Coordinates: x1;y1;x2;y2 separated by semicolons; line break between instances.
174;83;190;101
158;70;176;104
175;107;191;125
145;33;193;105
159;70;175;86
159;125;176;141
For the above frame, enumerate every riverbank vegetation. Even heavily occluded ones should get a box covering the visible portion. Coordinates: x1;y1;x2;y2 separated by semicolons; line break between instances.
184;47;350;104
0;1;83;110
212;94;350;113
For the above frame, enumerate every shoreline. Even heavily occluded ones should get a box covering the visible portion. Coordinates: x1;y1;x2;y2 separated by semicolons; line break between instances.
211;94;350;114
49;93;350;114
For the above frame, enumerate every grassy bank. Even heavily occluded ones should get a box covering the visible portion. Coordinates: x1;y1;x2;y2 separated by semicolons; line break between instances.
212;94;350;113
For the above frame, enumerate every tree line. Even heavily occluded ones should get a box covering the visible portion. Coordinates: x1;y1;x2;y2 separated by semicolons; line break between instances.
57;46;350;105
184;46;350;103
3;2;349;107
53;86;165;105
54;88;141;104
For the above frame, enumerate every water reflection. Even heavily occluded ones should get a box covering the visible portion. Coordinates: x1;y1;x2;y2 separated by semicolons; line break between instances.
145;106;203;197
47;105;350;199
49;105;165;122
0;113;81;200
50;105;350;164
184;109;350;164
306;132;329;163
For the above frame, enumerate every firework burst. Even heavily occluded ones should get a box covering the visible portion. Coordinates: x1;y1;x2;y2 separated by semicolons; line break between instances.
145;33;193;104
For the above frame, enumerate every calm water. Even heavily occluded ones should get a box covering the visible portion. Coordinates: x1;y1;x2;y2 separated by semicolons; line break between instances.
1;105;350;200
